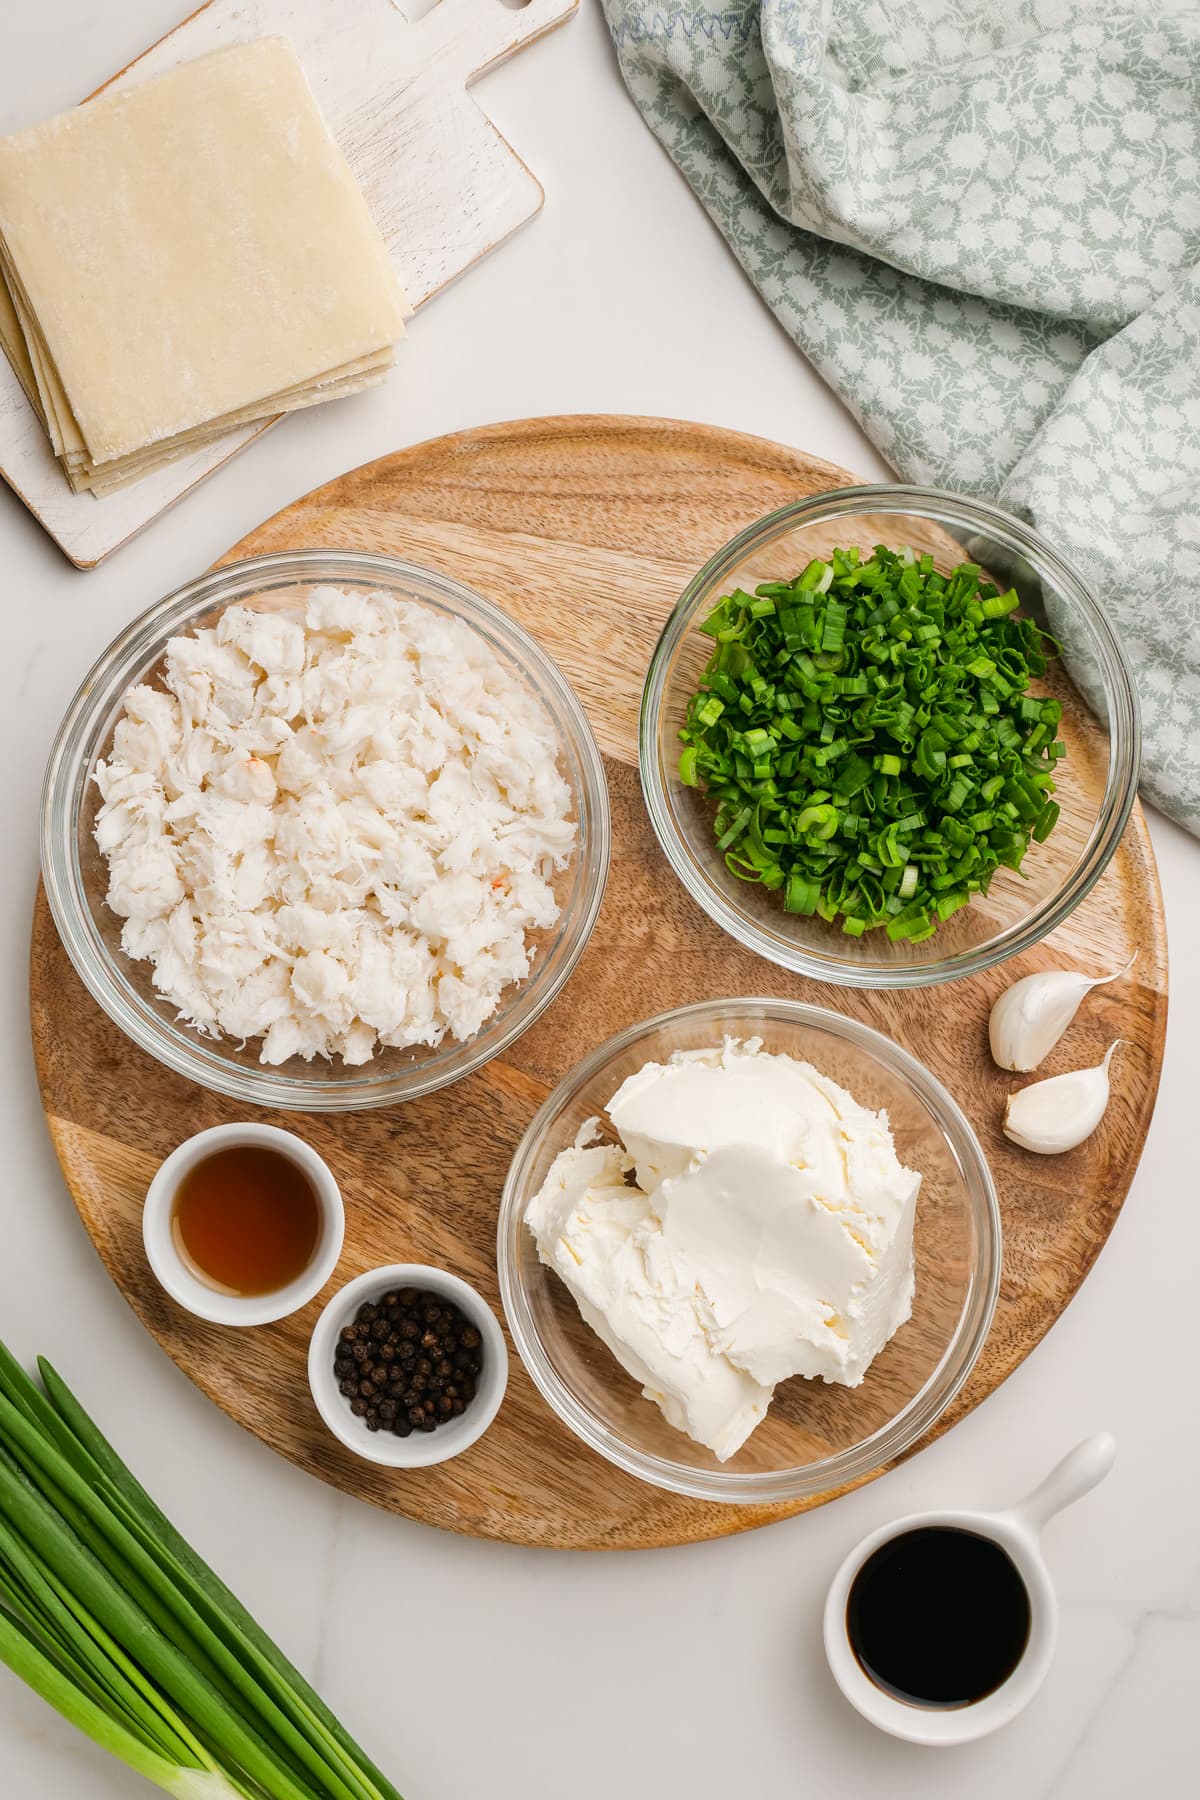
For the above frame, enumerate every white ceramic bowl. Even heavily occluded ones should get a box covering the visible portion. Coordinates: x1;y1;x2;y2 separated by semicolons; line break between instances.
823;1433;1115;1743
308;1264;508;1468
142;1123;345;1327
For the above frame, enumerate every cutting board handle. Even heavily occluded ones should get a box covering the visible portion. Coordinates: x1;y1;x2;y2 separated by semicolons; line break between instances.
412;0;579;83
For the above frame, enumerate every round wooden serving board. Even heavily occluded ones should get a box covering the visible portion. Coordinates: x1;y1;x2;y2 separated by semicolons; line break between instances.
32;417;1168;1550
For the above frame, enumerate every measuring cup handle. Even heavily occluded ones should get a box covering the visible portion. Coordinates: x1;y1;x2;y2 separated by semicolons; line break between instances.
1012;1432;1116;1536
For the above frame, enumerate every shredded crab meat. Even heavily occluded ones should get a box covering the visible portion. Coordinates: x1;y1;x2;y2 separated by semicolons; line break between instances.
93;586;578;1065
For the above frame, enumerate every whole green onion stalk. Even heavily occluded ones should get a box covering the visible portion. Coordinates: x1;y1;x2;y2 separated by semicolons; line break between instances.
0;1341;401;1800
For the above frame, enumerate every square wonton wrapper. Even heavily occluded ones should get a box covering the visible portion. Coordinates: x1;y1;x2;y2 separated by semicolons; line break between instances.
0;36;409;469
0;258;394;490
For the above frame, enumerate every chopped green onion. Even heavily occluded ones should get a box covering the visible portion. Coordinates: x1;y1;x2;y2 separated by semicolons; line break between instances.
716;807;752;851
795;803;840;840
785;872;821;914
678;546;1063;939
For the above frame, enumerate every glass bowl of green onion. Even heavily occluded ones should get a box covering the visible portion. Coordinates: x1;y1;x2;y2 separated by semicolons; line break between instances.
640;487;1139;987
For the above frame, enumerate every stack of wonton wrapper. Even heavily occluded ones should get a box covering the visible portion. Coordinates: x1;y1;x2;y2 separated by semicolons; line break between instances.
0;37;409;495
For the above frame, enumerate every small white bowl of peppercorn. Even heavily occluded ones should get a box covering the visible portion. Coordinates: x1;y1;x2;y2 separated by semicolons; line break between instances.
308;1264;508;1468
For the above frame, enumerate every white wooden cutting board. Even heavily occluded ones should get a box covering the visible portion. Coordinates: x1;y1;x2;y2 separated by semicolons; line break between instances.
0;0;578;567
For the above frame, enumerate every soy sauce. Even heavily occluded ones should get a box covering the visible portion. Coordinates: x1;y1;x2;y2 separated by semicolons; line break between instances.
846;1527;1031;1709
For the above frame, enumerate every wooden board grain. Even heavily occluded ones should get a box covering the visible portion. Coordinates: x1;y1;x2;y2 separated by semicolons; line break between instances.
31;417;1168;1549
0;0;578;567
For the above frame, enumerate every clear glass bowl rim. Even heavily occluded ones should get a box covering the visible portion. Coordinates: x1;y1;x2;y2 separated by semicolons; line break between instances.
497;995;1002;1504
40;549;612;1112
639;484;1142;989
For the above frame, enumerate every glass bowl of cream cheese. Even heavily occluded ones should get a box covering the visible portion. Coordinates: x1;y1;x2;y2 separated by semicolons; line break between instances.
497;997;999;1504
41;550;611;1111
640;487;1140;989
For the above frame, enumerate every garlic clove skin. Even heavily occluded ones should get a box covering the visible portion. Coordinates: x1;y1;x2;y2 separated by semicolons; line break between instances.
1003;1043;1120;1155
988;955;1136;1073
989;971;1094;1072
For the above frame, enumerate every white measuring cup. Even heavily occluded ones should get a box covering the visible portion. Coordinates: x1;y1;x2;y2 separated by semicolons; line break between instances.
823;1432;1116;1744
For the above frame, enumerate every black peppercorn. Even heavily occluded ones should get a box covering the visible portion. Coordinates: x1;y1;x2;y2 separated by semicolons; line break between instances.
334;1285;487;1440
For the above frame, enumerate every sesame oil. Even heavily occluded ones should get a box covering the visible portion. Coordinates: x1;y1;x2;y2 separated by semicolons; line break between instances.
172;1144;321;1297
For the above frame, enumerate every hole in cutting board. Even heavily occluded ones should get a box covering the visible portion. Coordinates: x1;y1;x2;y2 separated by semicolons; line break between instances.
497;0;534;9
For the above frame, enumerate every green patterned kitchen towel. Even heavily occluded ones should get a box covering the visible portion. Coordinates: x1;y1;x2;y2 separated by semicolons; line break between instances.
603;0;1200;832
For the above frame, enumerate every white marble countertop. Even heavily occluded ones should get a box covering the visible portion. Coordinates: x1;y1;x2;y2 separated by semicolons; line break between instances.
1;5;1196;1796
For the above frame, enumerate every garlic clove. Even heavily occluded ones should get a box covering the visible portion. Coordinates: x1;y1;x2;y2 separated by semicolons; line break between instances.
1003;1042;1121;1155
988;954;1136;1073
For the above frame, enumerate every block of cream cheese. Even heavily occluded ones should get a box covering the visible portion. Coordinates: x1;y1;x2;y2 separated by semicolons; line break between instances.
525;1041;920;1460
525;1141;772;1462
608;1047;919;1390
